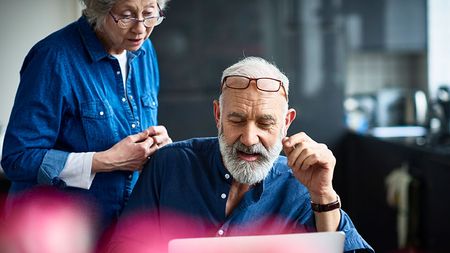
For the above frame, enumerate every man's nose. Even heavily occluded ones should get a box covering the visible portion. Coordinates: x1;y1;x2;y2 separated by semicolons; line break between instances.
240;124;260;147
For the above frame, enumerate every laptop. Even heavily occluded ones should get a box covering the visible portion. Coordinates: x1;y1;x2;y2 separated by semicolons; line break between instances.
168;231;345;253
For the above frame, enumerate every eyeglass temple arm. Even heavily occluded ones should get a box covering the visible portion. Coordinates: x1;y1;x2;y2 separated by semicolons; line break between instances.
157;3;165;17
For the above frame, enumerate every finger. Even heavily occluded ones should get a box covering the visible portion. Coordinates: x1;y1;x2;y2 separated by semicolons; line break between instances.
143;136;155;148
147;125;168;137
146;143;159;157
297;145;333;171
285;132;316;148
283;133;312;156
152;134;172;146
298;152;318;171
292;144;313;170
127;130;150;143
286;142;306;168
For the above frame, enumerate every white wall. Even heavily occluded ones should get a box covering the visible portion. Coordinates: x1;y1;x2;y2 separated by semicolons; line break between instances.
0;0;83;130
428;0;450;98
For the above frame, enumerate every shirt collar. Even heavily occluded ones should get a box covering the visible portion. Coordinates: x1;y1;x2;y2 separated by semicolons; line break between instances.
77;16;146;62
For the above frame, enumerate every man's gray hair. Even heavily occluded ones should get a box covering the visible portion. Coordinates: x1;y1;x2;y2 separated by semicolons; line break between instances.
80;0;170;30
221;56;290;96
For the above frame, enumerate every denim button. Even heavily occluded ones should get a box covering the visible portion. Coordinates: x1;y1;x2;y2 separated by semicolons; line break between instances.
221;193;227;199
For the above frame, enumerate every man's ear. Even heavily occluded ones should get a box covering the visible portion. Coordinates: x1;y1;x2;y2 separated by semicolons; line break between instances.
213;99;221;130
284;108;296;135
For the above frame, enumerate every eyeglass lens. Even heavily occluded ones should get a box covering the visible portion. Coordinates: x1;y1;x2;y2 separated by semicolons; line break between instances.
118;17;162;28
224;76;281;92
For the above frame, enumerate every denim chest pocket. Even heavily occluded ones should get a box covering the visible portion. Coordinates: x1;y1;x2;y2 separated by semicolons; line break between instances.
80;101;119;151
141;95;158;109
140;95;158;128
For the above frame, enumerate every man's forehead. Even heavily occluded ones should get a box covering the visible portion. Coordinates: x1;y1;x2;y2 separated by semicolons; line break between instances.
222;87;286;104
221;89;286;116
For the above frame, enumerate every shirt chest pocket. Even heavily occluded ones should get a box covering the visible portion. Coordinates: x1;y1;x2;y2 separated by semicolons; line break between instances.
139;95;158;128
80;101;119;151
141;95;158;109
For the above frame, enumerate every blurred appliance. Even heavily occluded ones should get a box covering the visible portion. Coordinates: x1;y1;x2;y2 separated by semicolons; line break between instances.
428;86;450;145
436;86;450;133
375;88;428;127
344;94;376;132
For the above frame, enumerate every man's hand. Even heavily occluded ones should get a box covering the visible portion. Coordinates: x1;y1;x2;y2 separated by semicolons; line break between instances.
92;126;172;173
282;132;337;204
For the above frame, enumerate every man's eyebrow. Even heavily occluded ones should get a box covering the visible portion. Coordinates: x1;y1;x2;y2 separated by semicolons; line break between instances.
258;114;277;122
227;112;246;119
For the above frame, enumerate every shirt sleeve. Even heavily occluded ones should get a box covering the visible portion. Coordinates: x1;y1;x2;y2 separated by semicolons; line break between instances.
338;209;375;253
59;152;96;189
0;43;70;186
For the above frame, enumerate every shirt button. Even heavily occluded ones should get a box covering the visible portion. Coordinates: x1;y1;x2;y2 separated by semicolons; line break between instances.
99;111;104;116
128;174;133;180
116;71;120;75
152;102;156;106
221;193;227;199
131;123;136;128
217;229;224;236
122;97;126;102
224;174;230;179
129;95;133;100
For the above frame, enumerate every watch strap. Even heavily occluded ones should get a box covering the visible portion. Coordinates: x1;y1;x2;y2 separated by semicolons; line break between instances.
311;195;341;212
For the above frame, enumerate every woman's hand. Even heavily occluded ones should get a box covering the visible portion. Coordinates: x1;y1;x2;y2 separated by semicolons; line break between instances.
92;126;172;173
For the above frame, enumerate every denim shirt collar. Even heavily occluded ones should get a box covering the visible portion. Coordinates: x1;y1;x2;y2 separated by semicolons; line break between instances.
77;16;146;62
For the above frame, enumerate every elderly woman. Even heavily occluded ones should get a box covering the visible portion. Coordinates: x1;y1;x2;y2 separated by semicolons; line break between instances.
1;0;172;230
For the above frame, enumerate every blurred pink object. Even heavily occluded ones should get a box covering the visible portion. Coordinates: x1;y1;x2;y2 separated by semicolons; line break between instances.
0;187;95;253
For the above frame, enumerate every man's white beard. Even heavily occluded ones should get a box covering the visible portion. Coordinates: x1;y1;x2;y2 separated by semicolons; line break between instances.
218;128;283;185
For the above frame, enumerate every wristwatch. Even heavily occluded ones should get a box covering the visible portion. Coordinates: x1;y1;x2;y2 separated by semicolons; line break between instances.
310;195;341;212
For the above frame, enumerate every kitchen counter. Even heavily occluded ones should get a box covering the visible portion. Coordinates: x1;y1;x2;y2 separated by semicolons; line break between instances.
336;131;450;253
355;132;450;166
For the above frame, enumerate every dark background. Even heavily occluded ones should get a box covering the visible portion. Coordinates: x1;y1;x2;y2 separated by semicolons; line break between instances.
153;0;346;146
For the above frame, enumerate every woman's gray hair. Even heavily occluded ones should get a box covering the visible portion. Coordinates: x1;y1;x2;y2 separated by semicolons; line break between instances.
221;56;290;96
80;0;170;29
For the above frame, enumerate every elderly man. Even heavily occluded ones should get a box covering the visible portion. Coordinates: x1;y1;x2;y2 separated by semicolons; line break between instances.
107;57;373;253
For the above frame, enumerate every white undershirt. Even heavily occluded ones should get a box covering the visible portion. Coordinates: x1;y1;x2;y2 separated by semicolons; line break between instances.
59;51;129;190
112;50;128;89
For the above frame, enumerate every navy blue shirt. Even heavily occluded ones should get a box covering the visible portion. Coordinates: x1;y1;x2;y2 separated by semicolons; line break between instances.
120;138;374;252
1;16;160;229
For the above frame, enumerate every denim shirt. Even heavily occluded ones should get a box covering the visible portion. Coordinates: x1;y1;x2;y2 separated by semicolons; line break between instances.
120;138;374;253
1;16;160;229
